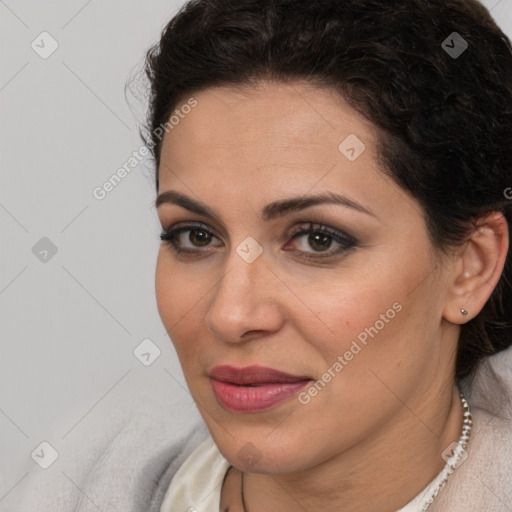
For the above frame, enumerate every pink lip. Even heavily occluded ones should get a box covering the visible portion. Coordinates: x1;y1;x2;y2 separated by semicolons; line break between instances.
209;365;312;413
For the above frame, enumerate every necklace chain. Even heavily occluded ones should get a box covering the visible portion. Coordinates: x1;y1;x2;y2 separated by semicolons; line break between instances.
418;392;472;511
238;392;472;512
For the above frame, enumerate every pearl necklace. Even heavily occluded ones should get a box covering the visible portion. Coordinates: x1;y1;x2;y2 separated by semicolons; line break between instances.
238;393;472;512
416;393;472;511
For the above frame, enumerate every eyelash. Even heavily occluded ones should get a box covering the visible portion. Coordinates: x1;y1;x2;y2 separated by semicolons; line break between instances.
159;221;357;261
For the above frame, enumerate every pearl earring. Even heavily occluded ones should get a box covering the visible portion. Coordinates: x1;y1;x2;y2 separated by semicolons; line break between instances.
461;309;469;317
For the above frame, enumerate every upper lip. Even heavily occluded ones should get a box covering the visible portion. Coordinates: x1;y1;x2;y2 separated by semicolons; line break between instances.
209;365;312;385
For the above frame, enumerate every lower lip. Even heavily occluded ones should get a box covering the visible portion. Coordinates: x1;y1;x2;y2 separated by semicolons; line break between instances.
210;378;311;412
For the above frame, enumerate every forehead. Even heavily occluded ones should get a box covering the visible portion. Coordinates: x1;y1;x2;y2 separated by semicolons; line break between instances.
159;81;382;183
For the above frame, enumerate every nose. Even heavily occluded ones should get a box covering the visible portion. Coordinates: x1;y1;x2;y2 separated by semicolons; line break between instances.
205;244;285;343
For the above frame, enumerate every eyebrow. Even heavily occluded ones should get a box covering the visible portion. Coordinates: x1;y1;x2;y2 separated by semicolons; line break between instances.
154;190;375;221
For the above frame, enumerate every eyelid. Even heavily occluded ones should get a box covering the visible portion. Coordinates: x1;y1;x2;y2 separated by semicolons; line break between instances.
161;217;355;241
287;222;356;244
161;221;221;239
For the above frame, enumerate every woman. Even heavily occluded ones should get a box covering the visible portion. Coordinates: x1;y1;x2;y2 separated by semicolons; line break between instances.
142;0;512;510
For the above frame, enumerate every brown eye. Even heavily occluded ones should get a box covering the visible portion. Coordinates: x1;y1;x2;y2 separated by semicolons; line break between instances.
187;228;213;247
306;232;333;252
160;223;222;252
286;222;356;260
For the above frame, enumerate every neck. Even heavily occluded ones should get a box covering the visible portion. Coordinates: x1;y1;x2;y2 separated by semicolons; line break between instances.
241;384;463;512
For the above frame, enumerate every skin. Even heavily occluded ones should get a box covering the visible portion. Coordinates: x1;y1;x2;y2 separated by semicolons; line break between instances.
154;81;509;512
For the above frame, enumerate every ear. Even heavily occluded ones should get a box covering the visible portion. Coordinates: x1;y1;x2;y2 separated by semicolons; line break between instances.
443;212;509;324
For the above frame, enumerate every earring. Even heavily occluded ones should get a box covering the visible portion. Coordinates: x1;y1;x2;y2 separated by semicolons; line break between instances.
461;309;469;317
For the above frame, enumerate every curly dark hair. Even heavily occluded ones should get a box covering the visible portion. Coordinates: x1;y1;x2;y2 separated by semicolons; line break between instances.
136;0;512;386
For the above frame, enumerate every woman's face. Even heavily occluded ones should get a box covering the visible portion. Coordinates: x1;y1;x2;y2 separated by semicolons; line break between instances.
155;81;458;473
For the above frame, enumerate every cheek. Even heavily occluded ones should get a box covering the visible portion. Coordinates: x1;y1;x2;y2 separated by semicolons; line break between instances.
155;253;192;345
155;251;211;363
155;252;176;324
156;250;200;320
295;271;422;408
303;279;404;355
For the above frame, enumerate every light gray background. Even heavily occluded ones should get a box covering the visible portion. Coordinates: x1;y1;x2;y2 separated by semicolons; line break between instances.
0;0;511;508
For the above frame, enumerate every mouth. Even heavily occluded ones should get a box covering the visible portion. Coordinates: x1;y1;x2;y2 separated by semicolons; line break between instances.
209;365;312;385
208;365;313;412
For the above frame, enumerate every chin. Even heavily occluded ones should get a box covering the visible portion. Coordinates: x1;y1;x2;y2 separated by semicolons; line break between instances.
206;421;321;474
